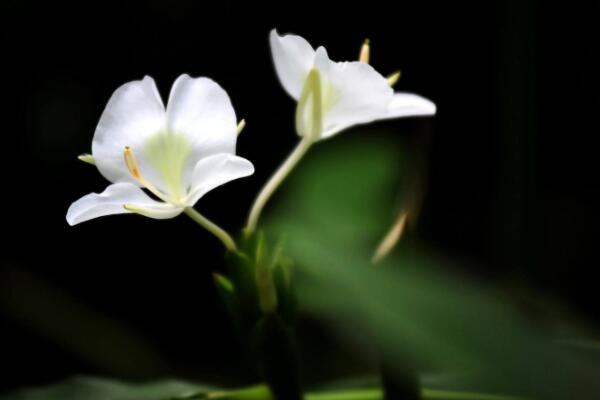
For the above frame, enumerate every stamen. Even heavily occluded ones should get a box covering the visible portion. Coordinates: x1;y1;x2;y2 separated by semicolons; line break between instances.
387;70;402;86
359;38;370;64
124;146;143;180
123;146;169;202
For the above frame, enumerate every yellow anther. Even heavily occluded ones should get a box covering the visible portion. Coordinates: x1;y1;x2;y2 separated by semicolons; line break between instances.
387;70;402;86
236;119;246;135
359;38;370;64
124;146;143;181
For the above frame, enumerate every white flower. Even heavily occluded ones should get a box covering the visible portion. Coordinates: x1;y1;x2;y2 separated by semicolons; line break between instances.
67;74;254;226
269;29;436;140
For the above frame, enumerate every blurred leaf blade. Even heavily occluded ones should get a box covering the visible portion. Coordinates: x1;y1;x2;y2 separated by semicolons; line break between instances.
268;132;600;399
0;377;212;400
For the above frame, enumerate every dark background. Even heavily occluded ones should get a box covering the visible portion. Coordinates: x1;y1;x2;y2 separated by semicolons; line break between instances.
1;0;599;394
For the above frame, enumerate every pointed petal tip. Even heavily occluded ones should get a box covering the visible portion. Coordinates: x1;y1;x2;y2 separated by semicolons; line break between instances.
387;93;437;118
269;29;283;45
65;200;98;226
174;72;191;82
65;213;76;226
226;154;255;177
66;202;81;226
315;46;328;56
421;97;437;114
245;159;256;176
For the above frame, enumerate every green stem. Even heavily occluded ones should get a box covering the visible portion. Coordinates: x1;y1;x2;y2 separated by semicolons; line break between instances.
184;207;237;252
245;136;314;234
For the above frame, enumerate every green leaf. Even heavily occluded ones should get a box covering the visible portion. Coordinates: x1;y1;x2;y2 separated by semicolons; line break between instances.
0;378;533;400
267;133;600;399
0;377;212;400
213;272;237;319
213;273;235;294
268;132;400;257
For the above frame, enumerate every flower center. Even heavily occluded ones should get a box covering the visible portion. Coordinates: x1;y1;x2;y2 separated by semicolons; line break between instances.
144;131;193;203
321;80;340;116
123;146;169;203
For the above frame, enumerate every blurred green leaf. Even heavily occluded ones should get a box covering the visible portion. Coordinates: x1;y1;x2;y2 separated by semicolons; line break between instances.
0;378;528;400
0;377;211;400
268;133;600;399
1;266;168;377
269;132;401;257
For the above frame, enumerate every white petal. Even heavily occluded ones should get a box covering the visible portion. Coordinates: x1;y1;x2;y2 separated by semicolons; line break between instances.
269;29;316;100
383;93;437;119
186;153;254;206
92;76;166;185
166;75;237;165
66;182;182;226
313;48;394;139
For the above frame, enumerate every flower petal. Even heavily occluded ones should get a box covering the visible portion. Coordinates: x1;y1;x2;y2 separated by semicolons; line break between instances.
66;182;182;226
313;47;394;139
92;76;166;185
166;75;237;165
383;92;437;119
270;29;316;100
186;153;254;206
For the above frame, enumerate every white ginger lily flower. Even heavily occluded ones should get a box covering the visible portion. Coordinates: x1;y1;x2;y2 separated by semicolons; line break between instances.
269;29;436;140
67;75;254;244
245;31;436;233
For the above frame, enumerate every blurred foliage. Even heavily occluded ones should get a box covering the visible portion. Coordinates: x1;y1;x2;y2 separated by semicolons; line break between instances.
267;133;600;399
0;266;168;377
0;377;210;400
0;377;526;400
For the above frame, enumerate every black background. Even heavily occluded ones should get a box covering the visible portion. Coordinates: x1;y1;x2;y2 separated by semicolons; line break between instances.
1;0;599;394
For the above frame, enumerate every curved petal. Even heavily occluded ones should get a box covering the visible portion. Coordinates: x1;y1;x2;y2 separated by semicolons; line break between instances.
92;76;166;185
313;48;394;139
166;75;237;175
383;92;437;119
186;153;255;206
270;29;316;100
66;182;182;226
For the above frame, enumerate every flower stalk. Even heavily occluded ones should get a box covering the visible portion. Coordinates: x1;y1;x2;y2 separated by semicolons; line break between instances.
184;207;237;251
245;136;314;234
245;69;322;233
